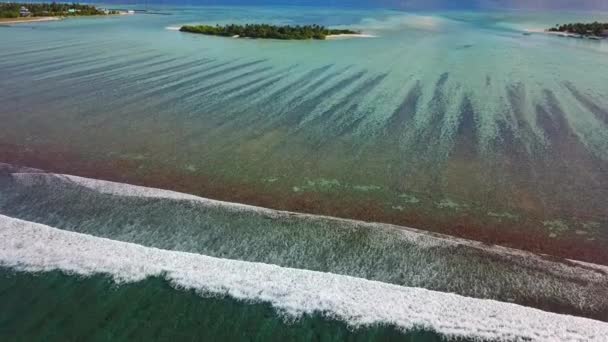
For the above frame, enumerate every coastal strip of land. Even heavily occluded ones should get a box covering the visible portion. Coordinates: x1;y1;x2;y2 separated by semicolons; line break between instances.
179;23;369;40
525;22;608;40
0;2;130;25
0;16;62;24
548;22;608;38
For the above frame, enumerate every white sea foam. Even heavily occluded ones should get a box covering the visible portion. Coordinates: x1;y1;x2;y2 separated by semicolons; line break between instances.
9;171;220;205
10;171;608;279
1;214;607;341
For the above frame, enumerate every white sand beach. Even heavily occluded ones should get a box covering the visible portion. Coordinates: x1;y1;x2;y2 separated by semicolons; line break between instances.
326;33;377;39
0;17;62;25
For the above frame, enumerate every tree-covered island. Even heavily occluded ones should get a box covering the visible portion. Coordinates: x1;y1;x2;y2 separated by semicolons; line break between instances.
548;22;608;38
180;24;360;40
1;3;118;19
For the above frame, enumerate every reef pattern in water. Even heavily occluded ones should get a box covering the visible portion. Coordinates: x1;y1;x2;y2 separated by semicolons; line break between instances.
0;7;607;262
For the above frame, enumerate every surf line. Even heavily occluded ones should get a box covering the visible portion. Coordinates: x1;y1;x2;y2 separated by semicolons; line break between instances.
1;214;607;342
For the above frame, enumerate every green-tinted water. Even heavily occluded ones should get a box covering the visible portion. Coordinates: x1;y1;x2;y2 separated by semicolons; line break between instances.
0;268;460;342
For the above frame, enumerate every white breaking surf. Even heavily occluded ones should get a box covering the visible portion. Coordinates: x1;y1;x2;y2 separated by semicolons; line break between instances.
12;171;608;277
1;214;607;341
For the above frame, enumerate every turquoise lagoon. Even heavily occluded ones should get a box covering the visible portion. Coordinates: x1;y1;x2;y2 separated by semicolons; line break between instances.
1;5;608;341
1;7;607;258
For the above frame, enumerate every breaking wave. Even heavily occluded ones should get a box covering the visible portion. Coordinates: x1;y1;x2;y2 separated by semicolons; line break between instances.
1;165;607;322
1;214;608;342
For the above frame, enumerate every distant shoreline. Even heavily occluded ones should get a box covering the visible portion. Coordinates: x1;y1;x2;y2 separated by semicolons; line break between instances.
524;28;606;40
171;24;375;40
0;13;131;26
178;24;369;40
0;16;62;24
524;22;608;40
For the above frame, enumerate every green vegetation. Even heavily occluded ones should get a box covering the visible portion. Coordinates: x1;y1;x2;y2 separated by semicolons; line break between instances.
548;22;608;37
179;24;359;40
0;2;117;19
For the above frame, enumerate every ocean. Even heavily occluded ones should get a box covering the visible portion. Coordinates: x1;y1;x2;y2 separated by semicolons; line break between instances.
0;269;455;341
1;5;607;341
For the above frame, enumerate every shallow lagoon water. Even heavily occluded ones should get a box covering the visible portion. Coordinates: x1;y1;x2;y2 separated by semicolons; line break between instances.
1;7;607;261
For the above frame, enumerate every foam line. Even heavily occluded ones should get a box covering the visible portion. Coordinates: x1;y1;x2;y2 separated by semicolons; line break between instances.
12;171;608;276
1;214;607;341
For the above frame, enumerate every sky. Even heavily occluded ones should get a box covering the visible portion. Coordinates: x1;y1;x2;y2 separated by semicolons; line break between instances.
478;0;608;10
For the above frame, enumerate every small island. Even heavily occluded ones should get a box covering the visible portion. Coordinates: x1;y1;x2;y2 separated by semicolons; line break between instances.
179;24;360;40
547;22;608;39
1;3;120;24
